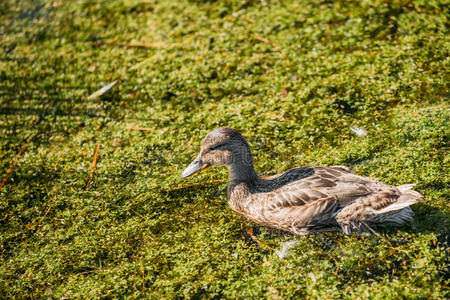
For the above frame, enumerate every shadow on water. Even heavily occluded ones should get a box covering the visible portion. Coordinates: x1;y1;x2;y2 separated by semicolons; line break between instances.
0;107;104;118
413;202;450;232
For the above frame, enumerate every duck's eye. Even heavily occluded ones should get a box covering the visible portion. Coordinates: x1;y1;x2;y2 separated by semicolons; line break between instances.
209;144;223;151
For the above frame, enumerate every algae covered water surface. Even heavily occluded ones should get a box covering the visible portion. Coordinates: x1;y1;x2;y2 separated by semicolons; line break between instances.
0;0;448;298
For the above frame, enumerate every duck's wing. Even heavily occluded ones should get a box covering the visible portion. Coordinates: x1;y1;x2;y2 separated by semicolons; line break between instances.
269;166;373;205
254;166;421;234
260;166;375;232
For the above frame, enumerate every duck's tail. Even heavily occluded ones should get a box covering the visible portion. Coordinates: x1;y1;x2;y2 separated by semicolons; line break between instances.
370;184;423;227
336;184;423;234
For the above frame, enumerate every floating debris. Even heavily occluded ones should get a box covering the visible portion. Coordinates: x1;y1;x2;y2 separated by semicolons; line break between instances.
350;126;367;137
87;81;117;100
308;272;317;283
275;240;297;259
127;124;153;131
0;145;28;192
85;144;101;190
112;138;129;147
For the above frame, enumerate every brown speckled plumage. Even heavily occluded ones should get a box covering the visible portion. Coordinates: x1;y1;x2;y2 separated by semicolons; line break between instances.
182;128;423;235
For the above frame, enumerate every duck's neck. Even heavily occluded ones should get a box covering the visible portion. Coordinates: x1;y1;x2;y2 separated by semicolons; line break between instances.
227;155;259;183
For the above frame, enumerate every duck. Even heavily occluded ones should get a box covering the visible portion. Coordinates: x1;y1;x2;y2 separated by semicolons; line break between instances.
181;127;422;235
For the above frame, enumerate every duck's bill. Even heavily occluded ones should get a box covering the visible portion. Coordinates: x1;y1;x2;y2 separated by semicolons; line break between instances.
181;154;210;178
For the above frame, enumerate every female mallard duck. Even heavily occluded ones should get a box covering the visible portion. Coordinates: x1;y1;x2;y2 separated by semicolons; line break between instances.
182;127;422;235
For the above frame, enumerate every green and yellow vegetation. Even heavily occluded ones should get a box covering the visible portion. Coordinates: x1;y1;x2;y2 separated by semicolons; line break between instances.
0;0;448;298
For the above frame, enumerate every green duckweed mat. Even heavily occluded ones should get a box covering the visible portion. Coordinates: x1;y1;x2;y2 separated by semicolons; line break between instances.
0;0;448;298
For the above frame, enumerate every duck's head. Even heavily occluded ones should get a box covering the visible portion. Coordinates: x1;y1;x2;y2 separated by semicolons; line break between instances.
181;127;253;178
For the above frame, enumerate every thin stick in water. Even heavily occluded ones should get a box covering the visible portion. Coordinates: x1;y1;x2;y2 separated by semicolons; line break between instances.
0;145;28;191
85;144;101;190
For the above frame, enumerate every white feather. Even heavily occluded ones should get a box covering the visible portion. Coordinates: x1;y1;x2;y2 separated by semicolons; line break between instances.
275;240;297;259
350;127;367;137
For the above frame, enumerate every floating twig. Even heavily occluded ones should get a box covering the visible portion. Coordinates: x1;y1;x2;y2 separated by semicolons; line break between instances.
0;145;28;192
85;144;101;190
87;41;183;49
253;35;270;44
87;81;117;100
252;35;283;52
127;124;153;131
38;206;52;224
